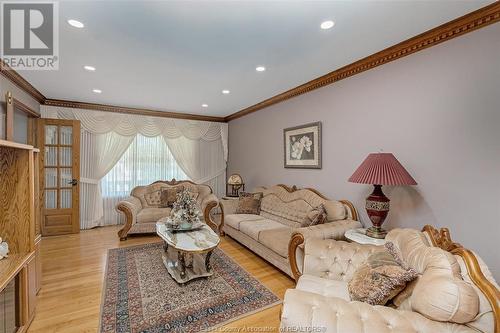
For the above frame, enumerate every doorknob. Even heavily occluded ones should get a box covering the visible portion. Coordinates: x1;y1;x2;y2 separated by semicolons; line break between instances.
68;179;78;186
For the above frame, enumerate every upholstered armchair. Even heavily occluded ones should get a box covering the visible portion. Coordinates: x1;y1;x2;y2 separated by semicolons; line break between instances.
283;226;500;333
117;180;219;240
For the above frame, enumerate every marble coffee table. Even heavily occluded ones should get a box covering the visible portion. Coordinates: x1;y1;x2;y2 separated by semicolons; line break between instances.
156;221;220;284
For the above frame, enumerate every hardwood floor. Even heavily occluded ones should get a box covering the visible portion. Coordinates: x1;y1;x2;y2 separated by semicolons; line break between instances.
28;225;295;333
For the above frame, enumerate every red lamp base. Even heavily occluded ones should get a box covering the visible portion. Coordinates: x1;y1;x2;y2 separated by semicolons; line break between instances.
365;185;390;239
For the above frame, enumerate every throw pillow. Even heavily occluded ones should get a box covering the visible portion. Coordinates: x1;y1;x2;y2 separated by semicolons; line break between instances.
348;242;418;305
323;200;347;221
235;192;263;215
160;186;184;208
301;204;327;227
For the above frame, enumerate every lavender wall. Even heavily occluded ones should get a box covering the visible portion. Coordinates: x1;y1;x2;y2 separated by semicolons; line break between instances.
228;23;500;279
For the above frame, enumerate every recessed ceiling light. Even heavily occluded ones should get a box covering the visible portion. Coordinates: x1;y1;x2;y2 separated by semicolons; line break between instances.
201;104;208;108
84;65;96;71
255;66;266;72
68;19;84;28
222;90;230;94
320;20;335;30
92;89;102;94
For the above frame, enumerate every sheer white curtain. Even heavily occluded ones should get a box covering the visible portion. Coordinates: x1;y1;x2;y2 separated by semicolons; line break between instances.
80;130;134;229
101;134;187;226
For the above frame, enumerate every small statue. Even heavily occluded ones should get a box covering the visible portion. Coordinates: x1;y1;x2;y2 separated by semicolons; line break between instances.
0;237;9;260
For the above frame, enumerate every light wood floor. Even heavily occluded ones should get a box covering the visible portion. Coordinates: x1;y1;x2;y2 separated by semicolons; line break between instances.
28;225;295;333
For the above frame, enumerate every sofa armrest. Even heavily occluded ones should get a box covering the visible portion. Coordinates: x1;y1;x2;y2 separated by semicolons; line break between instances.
281;289;465;333
201;194;219;232
117;196;142;240
288;219;364;282
219;198;239;236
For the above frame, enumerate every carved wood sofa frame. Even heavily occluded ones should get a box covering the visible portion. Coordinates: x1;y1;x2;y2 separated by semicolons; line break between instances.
117;179;219;240
219;184;359;236
288;224;500;332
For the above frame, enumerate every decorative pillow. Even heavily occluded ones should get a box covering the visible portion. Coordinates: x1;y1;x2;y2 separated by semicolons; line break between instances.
323;200;347;221
160;186;184;208
301;204;327;227
348;242;418;305
235;192;263;215
144;190;162;207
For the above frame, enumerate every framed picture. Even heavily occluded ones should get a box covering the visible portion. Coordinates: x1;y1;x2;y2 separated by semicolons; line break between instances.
283;121;322;169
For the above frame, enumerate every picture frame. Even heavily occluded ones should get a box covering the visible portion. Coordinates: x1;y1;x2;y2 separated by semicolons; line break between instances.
283;121;322;169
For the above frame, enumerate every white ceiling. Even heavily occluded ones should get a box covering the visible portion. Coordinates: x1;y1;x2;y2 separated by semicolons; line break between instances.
20;0;493;117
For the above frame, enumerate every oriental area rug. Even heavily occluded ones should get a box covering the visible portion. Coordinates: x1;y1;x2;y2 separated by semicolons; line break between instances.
100;242;281;333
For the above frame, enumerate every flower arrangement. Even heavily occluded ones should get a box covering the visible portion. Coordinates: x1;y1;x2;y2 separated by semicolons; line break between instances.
170;189;201;226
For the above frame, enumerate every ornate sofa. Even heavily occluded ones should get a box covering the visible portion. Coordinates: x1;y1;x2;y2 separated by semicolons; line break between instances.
219;184;362;277
116;180;219;240
282;225;500;333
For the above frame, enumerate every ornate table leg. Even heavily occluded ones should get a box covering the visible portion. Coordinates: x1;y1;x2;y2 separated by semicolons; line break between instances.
178;251;186;279
163;242;168;252
205;250;213;272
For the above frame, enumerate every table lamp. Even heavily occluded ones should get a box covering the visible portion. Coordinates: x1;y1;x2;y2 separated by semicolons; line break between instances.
348;153;417;239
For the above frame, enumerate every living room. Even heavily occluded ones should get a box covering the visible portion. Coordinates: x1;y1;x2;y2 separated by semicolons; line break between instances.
0;1;499;333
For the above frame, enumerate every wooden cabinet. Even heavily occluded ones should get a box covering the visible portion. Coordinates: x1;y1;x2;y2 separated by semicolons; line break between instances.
0;139;40;332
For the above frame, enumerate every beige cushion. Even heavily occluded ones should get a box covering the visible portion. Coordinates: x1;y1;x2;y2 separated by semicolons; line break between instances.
296;274;350;300
387;228;479;323
224;214;264;230
136;208;171;223
258;227;293;258
281;289;472;333
324;200;347;221
239;219;284;241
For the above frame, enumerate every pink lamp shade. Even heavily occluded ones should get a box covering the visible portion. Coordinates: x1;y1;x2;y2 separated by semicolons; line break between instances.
348;153;417;186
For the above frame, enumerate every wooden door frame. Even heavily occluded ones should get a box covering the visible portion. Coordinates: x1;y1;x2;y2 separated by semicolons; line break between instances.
37;119;80;235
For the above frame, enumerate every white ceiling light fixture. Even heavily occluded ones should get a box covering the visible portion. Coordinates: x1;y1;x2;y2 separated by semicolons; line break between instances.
92;89;102;94
201;104;208;108
68;19;84;28
84;65;96;71
255;66;266;72
320;20;335;30
222;90;230;94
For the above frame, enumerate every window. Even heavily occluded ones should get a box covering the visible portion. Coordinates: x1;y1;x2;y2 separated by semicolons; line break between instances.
100;134;187;224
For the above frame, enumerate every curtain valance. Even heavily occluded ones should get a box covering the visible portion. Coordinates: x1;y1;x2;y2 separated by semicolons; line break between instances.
41;106;227;141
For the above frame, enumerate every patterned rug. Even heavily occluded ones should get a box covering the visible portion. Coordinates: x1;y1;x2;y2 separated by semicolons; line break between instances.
100;242;281;333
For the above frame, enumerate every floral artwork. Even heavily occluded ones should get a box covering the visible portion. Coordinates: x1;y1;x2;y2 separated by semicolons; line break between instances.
284;122;321;169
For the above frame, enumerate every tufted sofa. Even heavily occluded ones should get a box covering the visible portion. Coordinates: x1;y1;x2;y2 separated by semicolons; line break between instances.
116;180;219;240
282;225;500;333
219;184;362;277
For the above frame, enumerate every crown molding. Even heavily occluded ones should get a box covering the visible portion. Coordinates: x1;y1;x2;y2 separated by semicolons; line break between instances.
225;2;500;122
43;99;227;122
0;60;46;103
13;98;40;118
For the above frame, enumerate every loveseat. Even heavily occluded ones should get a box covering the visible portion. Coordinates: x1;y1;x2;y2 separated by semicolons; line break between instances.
116;180;219;240
282;225;500;333
219;184;362;277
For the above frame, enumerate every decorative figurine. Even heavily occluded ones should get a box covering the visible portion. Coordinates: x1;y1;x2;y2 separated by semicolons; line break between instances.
0;237;9;260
